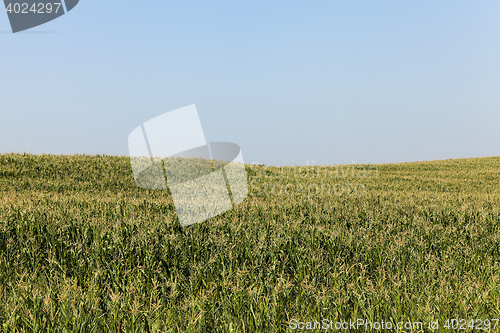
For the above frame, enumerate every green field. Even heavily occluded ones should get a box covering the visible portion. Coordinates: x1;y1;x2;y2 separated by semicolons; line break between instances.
0;153;499;332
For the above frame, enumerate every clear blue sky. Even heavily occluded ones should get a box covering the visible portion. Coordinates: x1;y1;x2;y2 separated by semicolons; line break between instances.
1;0;499;166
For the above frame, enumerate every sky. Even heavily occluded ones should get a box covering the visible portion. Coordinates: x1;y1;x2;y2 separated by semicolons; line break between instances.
1;0;499;166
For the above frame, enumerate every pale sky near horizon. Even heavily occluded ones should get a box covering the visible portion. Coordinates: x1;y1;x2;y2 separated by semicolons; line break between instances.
1;0;499;166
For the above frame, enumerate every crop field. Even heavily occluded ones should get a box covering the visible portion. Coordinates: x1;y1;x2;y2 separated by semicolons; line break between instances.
0;153;500;332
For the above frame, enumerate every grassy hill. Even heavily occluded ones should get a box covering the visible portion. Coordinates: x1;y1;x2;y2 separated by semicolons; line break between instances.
0;153;499;332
